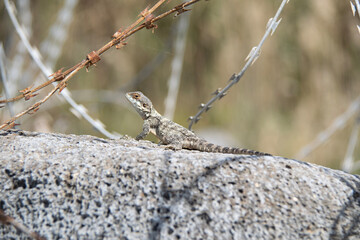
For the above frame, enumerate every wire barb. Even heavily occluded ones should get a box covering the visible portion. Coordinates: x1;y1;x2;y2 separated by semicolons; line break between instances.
212;88;222;95
86;51;101;68
174;4;192;17
49;67;65;81
144;14;158;30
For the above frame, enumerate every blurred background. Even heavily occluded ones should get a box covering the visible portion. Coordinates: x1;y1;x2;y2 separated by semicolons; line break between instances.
0;0;359;173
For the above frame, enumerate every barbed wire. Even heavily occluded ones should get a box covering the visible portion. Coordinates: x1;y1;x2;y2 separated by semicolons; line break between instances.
188;0;290;130
2;0;119;138
0;0;204;131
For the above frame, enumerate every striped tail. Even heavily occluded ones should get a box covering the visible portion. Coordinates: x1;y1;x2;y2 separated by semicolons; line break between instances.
184;139;272;156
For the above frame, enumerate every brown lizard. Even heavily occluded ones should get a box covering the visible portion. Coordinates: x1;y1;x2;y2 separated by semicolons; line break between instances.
126;91;271;156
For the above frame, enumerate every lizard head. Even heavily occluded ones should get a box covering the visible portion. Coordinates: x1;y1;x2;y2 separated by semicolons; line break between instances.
126;91;154;119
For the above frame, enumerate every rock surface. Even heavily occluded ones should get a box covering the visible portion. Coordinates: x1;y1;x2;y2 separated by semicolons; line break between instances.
0;129;359;239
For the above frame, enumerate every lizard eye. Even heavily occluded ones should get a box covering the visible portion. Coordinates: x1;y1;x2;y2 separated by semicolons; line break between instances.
134;93;140;99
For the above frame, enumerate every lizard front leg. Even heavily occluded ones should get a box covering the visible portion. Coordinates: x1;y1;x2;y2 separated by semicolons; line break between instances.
136;120;151;140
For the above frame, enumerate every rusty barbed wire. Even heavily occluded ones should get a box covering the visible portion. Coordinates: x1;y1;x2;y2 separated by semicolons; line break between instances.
0;0;204;130
2;0;116;135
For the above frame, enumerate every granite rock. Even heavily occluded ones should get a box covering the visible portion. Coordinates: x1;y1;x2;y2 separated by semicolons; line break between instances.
0;130;359;239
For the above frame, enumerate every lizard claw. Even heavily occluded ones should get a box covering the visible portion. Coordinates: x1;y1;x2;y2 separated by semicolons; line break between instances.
135;135;145;141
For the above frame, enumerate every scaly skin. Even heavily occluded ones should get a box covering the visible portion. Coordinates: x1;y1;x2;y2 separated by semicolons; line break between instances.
126;91;271;156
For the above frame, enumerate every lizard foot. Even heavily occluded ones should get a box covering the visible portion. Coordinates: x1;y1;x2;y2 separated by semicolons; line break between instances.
163;144;182;151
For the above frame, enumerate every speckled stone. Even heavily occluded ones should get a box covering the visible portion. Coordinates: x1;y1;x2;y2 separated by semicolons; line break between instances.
0;130;359;239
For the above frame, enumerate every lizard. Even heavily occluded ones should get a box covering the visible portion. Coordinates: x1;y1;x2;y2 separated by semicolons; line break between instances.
126;91;271;156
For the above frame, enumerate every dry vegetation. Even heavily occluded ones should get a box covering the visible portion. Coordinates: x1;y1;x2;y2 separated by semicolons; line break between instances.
0;0;359;172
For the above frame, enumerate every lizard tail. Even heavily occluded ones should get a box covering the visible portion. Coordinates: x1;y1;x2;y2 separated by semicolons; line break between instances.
185;140;271;156
227;147;272;156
